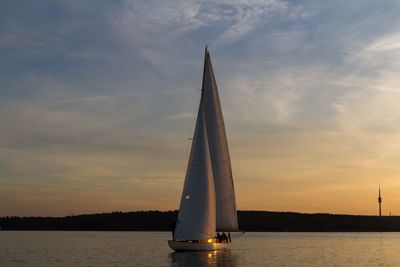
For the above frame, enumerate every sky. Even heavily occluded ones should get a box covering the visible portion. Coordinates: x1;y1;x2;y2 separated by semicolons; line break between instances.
1;0;400;216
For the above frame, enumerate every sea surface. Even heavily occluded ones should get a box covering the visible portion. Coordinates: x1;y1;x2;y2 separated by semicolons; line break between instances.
1;231;400;266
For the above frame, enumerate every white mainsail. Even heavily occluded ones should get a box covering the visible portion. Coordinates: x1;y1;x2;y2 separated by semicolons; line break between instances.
174;103;216;241
173;47;238;242
202;49;239;231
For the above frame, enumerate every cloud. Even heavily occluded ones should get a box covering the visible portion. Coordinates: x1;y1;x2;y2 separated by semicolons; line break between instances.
115;0;297;65
367;33;400;52
331;30;400;133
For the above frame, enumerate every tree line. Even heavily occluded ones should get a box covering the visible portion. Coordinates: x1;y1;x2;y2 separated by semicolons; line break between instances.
1;210;399;231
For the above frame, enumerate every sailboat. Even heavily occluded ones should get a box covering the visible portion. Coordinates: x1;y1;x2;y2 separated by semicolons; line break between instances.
168;47;238;251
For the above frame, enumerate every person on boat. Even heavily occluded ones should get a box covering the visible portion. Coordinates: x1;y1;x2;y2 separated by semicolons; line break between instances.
221;232;227;243
216;232;221;243
228;232;231;243
170;219;176;241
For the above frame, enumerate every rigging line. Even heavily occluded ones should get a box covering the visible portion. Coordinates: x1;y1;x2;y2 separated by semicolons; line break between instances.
187;48;206;142
182;52;205;170
182;89;198;173
186;49;206;141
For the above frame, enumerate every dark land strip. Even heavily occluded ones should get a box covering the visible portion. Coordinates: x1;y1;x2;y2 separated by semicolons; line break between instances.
1;210;399;231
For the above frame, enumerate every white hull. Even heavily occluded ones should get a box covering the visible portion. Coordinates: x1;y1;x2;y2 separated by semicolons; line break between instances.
168;240;228;251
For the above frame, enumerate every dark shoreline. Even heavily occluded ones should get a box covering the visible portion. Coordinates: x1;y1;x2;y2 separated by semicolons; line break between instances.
1;210;400;232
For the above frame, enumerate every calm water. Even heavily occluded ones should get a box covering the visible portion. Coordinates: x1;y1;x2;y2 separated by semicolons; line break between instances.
1;231;400;266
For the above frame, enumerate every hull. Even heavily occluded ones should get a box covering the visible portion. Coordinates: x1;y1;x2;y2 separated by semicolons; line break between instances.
168;240;228;251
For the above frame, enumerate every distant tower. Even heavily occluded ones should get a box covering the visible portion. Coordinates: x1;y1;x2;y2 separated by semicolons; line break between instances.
378;185;382;217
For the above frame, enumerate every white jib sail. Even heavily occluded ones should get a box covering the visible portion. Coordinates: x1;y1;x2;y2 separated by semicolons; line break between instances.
202;49;238;231
174;102;217;241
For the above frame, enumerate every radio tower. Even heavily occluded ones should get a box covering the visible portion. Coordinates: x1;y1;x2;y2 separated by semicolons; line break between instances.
378;185;382;217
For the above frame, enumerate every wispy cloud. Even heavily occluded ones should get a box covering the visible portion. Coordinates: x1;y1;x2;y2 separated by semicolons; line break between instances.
115;0;299;67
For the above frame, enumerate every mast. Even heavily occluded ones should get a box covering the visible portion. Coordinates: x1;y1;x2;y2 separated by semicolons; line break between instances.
202;47;239;231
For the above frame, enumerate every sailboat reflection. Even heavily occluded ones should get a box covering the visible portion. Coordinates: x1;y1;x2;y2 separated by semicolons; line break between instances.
170;250;237;267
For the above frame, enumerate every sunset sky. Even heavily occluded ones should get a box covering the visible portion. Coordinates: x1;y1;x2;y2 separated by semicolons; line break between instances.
1;0;400;216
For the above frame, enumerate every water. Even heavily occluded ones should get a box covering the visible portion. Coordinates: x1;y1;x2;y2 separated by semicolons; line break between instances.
1;231;400;266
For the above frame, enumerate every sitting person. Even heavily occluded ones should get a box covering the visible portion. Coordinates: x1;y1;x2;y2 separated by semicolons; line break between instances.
221;232;227;243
